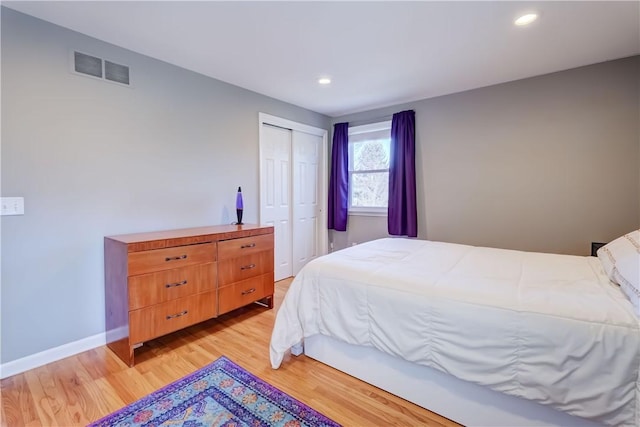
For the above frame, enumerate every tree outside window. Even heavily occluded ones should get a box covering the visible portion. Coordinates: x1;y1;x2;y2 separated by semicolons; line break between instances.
348;121;391;214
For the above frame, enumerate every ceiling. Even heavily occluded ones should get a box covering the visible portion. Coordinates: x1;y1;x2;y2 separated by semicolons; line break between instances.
3;1;639;117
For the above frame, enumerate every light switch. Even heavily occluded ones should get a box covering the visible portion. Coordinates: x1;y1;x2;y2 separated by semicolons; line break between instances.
1;197;25;215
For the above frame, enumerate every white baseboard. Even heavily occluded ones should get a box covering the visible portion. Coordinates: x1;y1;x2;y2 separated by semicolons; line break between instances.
0;332;106;379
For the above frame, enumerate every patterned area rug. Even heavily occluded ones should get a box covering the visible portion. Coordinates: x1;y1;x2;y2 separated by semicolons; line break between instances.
88;356;340;427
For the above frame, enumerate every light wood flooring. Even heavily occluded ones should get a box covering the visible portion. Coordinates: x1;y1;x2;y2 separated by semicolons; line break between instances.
1;279;460;426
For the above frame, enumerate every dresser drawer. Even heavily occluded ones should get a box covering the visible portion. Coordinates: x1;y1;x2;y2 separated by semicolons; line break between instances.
128;242;216;275
217;250;274;286
218;273;274;315
129;290;216;344
128;262;216;310
218;234;274;260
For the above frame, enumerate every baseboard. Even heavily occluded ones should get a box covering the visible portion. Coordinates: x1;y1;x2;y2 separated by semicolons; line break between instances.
0;332;106;379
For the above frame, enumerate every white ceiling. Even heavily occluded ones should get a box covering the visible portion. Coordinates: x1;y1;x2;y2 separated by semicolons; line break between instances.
3;1;639;117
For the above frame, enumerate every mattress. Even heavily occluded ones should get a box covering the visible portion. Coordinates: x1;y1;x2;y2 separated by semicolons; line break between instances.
270;238;640;426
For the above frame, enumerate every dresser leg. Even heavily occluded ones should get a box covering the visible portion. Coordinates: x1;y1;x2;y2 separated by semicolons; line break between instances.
106;338;135;367
255;295;274;309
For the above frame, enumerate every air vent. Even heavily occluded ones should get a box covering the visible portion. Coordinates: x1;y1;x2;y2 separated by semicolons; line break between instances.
74;51;102;78
72;51;130;86
105;60;130;85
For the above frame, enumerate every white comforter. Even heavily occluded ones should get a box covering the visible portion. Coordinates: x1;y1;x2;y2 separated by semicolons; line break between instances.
270;238;640;426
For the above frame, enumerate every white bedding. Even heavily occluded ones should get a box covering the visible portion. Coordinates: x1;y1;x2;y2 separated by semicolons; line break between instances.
270;238;640;426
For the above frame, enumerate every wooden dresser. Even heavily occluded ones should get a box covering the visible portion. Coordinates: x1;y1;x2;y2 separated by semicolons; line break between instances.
104;224;274;366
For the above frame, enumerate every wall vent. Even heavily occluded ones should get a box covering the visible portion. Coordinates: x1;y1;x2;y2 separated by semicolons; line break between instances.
72;51;130;86
105;60;130;85
74;51;102;78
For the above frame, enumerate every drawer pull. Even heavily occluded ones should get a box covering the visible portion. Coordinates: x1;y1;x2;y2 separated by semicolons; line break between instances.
241;288;256;295
241;243;256;249
165;255;188;262
166;310;188;320
240;264;256;270
165;280;187;288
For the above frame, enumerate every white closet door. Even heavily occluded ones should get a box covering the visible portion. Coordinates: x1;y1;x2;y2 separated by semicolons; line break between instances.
292;131;322;275
260;124;292;281
259;113;329;282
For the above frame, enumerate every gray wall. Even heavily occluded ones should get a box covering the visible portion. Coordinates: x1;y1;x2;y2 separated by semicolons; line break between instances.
0;8;329;363
331;56;640;254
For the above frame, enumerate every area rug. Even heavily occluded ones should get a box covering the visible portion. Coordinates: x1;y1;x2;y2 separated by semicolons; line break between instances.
88;356;341;427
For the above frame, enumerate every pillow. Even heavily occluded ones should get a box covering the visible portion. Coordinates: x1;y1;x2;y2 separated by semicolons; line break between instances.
597;230;640;315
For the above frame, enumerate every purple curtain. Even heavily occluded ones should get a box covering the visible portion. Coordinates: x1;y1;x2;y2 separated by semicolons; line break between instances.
328;122;349;231
388;110;417;237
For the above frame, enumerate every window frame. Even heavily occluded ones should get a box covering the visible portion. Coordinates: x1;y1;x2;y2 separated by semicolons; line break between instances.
347;120;392;216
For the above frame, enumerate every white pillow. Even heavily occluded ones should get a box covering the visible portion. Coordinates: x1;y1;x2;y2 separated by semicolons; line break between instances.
597;230;640;315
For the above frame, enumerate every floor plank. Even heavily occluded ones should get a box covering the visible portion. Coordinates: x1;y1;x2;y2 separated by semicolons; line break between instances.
0;279;460;426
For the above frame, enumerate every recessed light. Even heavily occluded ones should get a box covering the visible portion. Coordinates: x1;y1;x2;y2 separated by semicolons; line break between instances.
318;77;331;85
514;13;538;26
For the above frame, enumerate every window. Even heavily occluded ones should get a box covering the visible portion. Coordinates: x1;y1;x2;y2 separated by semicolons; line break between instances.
348;121;391;215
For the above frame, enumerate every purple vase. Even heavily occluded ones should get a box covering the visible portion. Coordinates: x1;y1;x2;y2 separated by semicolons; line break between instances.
236;187;243;225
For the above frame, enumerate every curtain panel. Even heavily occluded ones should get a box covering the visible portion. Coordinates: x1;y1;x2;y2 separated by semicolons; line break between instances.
328;122;349;231
388;110;417;237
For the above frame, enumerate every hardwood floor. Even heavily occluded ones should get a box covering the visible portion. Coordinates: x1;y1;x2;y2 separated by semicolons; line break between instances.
0;279;460;426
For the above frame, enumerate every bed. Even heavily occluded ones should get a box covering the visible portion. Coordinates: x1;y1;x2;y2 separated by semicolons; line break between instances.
269;235;640;426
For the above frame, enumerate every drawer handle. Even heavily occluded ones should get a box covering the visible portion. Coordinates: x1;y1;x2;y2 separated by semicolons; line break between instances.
165;280;187;288
166;310;188;320
165;255;187;262
241;288;256;295
241;243;256;249
240;264;256;270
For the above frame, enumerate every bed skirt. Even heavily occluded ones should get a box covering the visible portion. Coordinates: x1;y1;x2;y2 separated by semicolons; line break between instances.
302;334;601;427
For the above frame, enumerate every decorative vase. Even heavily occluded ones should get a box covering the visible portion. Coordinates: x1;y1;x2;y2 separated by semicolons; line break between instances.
236;186;243;225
